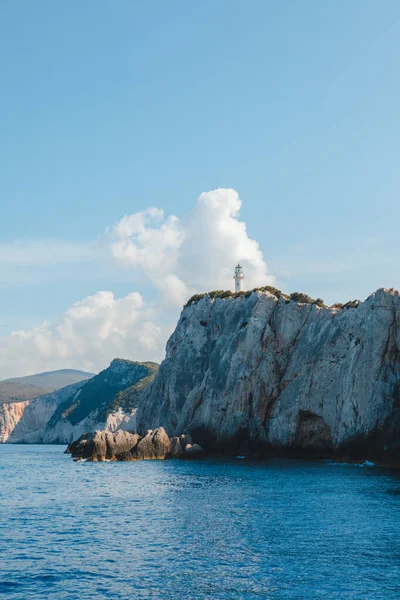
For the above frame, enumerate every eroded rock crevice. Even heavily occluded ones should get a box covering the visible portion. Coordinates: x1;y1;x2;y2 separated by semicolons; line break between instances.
294;411;333;455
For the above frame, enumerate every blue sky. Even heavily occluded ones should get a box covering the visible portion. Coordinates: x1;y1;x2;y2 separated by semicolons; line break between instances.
1;1;400;376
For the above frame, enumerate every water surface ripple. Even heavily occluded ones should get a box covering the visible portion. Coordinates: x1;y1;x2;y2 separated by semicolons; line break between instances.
1;446;400;599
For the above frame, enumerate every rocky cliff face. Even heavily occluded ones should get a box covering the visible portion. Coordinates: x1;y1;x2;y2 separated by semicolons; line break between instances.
137;288;400;463
0;382;89;444
0;400;30;443
5;288;400;464
2;359;158;444
6;382;86;443
42;359;158;443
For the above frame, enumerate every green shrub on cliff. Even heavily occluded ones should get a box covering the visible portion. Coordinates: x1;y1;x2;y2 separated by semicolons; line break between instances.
290;292;313;304
289;293;327;308
107;364;159;415
184;289;246;307
245;285;285;298
343;299;360;309
184;287;334;309
184;293;206;307
314;298;326;307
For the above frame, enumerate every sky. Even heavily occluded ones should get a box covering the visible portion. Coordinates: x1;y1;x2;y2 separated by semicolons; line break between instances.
1;0;400;378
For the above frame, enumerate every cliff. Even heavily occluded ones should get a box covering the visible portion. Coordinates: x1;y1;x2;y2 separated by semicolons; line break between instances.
0;368;93;443
3;382;86;444
0;400;30;443
137;288;400;463
5;287;400;465
2;359;158;444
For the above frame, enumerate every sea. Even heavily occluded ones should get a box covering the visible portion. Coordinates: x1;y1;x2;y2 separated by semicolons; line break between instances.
0;445;400;599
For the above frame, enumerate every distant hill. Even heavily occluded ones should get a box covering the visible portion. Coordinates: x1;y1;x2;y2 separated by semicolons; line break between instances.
0;369;95;404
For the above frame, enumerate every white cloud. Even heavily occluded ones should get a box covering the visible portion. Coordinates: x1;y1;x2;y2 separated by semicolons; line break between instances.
109;188;274;305
0;188;273;378
0;291;167;379
109;207;182;274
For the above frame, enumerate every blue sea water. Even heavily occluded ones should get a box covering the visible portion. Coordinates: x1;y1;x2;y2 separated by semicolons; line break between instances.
1;446;400;599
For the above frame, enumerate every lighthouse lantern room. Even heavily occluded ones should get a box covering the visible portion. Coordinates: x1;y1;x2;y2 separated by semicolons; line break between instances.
234;264;244;292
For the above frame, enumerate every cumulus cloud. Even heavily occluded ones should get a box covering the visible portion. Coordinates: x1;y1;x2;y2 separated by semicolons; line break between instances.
109;188;274;305
0;189;274;378
109;207;182;275
0;291;167;379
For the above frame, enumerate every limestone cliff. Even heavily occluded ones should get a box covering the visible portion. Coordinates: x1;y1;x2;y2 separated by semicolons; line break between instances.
6;382;86;443
4;359;158;444
137;288;400;463
0;400;30;443
0;381;88;444
0;369;93;442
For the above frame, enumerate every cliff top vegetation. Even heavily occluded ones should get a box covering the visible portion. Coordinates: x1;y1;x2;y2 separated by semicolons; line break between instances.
183;287;361;311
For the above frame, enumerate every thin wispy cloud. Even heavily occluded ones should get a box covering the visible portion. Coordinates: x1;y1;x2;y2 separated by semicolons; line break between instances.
0;239;94;266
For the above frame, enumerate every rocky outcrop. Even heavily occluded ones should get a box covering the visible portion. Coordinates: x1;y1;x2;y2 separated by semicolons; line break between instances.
169;434;195;457
67;430;141;461
170;436;184;458
134;428;170;460
136;288;400;463
185;443;205;457
67;427;202;461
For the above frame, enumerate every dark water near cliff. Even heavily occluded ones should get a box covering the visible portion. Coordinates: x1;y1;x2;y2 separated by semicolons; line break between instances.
1;447;400;599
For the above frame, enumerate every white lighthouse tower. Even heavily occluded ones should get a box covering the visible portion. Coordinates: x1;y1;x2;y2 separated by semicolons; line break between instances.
234;264;244;292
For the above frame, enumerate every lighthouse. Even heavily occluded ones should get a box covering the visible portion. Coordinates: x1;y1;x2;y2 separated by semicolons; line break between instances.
234;264;244;292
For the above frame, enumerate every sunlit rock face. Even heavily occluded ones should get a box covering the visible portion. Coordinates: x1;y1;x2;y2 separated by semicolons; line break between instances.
0;400;30;443
66;427;201;461
137;288;400;462
2;360;158;444
4;382;87;444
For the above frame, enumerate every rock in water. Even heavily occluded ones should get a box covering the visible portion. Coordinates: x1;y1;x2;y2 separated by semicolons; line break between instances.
170;436;184;458
133;428;171;460
185;443;205;458
67;430;141;461
67;427;202;461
